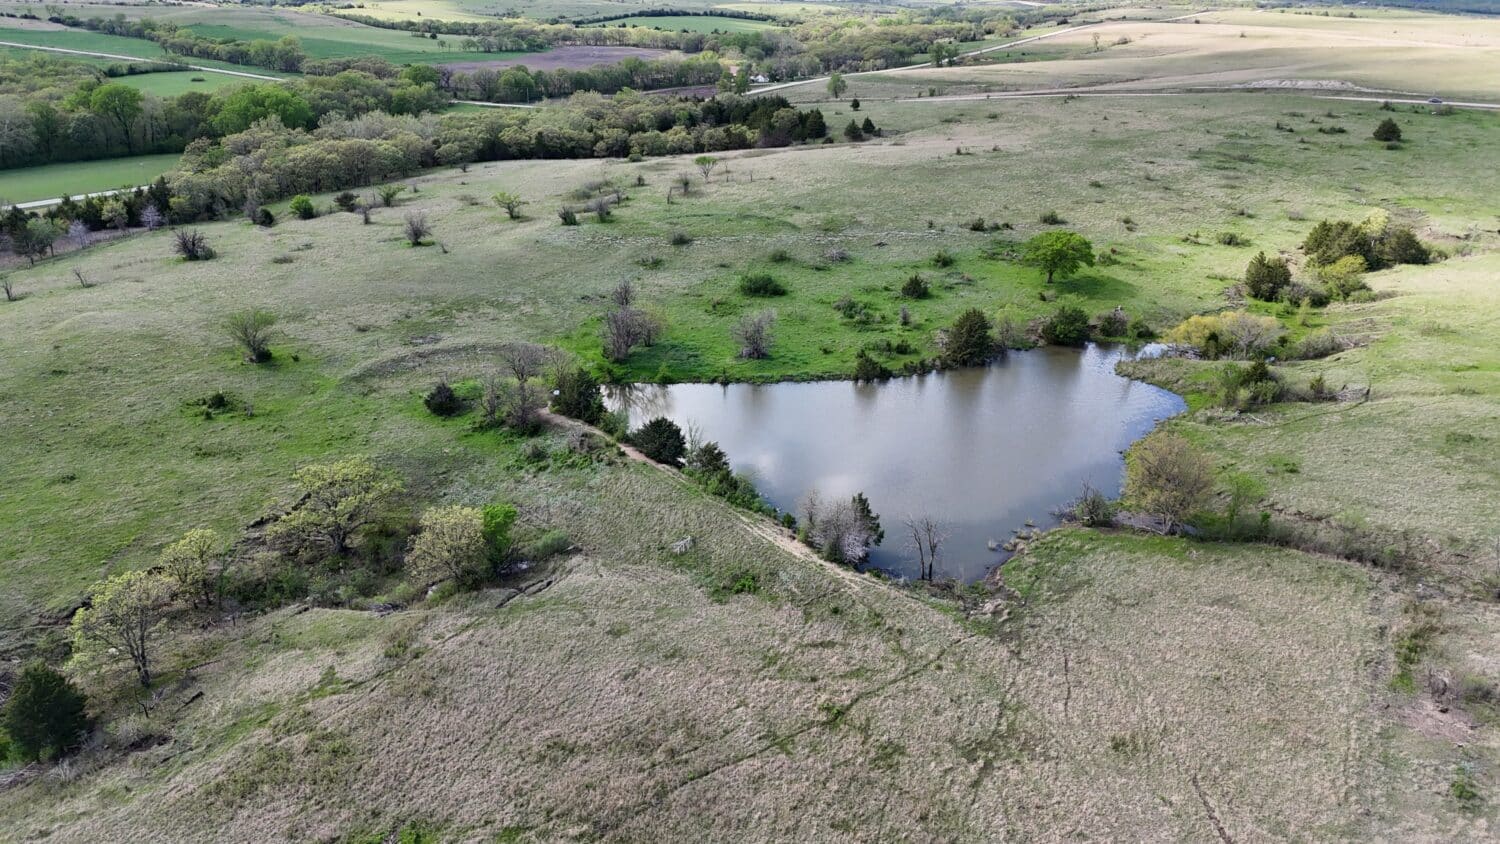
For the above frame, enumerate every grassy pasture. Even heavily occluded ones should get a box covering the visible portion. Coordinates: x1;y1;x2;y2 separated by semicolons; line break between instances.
1;8;1499;838
1;153;180;203
584;14;777;33
109;70;247;97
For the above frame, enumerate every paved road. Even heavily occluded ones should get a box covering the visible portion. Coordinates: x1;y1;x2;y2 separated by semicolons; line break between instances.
11;186;150;211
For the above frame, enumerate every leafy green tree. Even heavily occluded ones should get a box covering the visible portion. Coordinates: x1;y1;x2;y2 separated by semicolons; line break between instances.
482;502;518;566
400;64;442;86
70;571;174;687
827;72;847;100
803;108;827;139
268;457;404;558
944;308;993;367
1124;433;1214;533
851;492;884;547
2;662;90;761
1022;231;1095;283
688;441;731;476
212;84;314;135
407;505;488;585
861;117;877;136
629;417;686;465
842;120;864;142
87;83;143;151
1040;306;1090;346
158;528;222;608
1373;117;1402;142
1244;251;1292;301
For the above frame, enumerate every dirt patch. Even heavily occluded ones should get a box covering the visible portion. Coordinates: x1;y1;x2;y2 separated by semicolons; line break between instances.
441;46;670;74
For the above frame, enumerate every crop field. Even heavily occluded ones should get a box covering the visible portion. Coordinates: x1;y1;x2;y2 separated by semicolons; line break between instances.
584;14;778;32
1;153;180;204
2;5;1500;840
0;19;295;76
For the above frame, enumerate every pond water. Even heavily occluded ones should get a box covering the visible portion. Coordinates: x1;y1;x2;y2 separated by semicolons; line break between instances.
608;344;1185;583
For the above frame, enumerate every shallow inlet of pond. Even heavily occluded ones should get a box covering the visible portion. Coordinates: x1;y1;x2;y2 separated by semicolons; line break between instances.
608;344;1186;583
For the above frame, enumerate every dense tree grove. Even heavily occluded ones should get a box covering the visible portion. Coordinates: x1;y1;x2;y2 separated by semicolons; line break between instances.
448;54;727;104
0;57;446;170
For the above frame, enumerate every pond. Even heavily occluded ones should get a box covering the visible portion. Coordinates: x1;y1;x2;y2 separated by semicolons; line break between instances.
608;344;1185;583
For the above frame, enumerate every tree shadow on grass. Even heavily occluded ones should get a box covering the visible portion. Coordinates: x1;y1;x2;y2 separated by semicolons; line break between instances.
1053;271;1139;301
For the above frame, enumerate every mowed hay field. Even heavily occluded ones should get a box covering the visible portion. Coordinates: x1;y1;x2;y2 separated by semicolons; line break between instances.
4;9;1500;838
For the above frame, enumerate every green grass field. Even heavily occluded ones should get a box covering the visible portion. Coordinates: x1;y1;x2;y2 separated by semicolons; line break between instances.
110;70;248;97
2;153;180;204
0;21;293;76
585;14;777;33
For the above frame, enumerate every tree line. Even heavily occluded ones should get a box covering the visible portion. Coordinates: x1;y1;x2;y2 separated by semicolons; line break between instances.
0;63;446;170
49;12;310;72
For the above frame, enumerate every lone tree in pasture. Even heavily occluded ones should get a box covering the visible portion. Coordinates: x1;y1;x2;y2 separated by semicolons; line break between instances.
1373;117;1402;143
497;341;554;384
827;72;847;100
70;570;173;687
944;308;994;367
223;309;277;363
1124;432;1214;534
695;155;720;183
494;191;527;219
1022;230;1094;283
733;309;777;359
267;456;404;559
403;212;433;246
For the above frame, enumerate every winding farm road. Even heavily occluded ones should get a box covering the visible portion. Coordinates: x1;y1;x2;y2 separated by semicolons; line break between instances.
0;40;280;80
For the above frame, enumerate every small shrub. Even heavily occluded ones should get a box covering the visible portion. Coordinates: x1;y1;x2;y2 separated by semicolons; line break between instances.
1071;484;1116;527
629;417;687;465
900;274;930;299
223;310;276;363
289;195;317;220
1039;210;1065;225
334;191;359;212
669;231;692;246
768;248;791;263
255;208;275;228
738;273;786;297
402;212;432;246
1215;231;1247;246
853;349;892;381
1373;117;1402;142
2;662;91;762
1095;307;1128;337
558;208;579;226
967;217;987;232
173;229;214;261
424;381;462;416
931;249;955;268
376;184;406;207
1040;306;1090;346
1294;328;1341;360
1244;251;1292;300
551;367;605;425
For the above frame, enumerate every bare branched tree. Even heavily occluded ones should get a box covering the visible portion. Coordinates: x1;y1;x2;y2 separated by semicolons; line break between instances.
497;341;552;384
611;279;635;309
733;309;777;359
904;514;948;582
602;307;661;362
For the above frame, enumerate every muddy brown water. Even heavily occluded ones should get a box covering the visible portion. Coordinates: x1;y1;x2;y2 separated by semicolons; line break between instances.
609;344;1185;583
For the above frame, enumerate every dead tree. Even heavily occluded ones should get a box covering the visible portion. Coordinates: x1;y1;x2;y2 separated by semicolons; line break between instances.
905;514;948;581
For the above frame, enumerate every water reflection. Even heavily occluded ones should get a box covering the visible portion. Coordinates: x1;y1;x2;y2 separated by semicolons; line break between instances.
608;344;1185;582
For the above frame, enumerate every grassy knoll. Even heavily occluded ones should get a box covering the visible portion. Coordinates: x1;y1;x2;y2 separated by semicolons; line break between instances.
1;153;180;203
